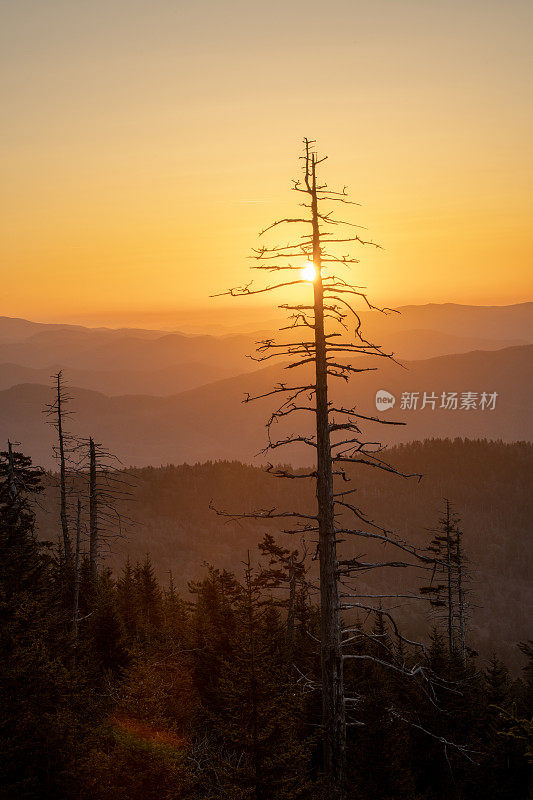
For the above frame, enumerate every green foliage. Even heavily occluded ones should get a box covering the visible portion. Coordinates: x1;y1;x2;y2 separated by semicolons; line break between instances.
209;558;313;799
2;447;532;799
494;706;533;763
77;724;195;800
485;654;511;706
87;569;129;673
0;449;103;798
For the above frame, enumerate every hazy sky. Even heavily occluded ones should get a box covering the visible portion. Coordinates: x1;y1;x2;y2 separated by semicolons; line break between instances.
2;0;532;325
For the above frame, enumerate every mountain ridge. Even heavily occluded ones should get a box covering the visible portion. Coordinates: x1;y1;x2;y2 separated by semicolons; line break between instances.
1;344;530;469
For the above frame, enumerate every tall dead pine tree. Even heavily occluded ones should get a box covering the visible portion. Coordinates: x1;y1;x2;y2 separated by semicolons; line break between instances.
455;518;467;664
74;436;132;585
7;441;17;503
44;371;73;566
213;140;426;798
89;437;98;581
72;498;82;641
420;499;470;663
308;147;345;790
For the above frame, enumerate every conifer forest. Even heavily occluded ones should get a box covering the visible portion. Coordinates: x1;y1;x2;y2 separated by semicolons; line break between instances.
2;3;532;797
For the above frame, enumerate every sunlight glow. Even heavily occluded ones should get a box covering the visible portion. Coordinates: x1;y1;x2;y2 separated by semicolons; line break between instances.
300;262;317;282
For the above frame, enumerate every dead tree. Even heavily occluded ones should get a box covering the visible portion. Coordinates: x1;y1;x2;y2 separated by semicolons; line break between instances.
89;437;98;581
43;371;74;566
74;436;133;584
420;499;470;664
455;518;468;665
212;139;443;798
258;532;308;658
6;441;17;504
72;498;82;641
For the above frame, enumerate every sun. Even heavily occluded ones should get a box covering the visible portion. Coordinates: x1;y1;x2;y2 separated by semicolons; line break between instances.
300;262;317;282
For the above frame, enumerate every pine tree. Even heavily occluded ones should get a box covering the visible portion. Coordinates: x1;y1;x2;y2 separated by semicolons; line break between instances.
0;447;97;797
258;533;307;659
189;566;237;711
211;557;312;800
420;500;470;662
485;654;511;707
88;569;128;673
0;444;46;603
518;640;533;715
44;371;74;566
480;651;530;799
161;570;188;649
134;555;163;641
116;557;140;641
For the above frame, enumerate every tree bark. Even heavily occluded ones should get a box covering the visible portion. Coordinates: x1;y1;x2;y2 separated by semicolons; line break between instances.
286;555;296;659
7;441;17;504
56;373;72;565
444;500;455;656
455;528;466;665
89;437;98;582
72;498;81;642
311;154;346;799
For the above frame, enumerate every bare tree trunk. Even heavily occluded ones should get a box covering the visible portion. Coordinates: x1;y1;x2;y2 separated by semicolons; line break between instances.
311;154;346;799
213;140;415;798
72;498;81;642
245;554;264;800
286;554;296;658
455;530;466;665
444;500;455;656
7;441;17;503
56;373;72;565
89;437;98;581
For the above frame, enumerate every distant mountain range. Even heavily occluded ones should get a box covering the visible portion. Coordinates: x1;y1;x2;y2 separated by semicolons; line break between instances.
0;303;530;467
0;343;531;469
363;301;533;342
0;301;530;395
0;323;256;375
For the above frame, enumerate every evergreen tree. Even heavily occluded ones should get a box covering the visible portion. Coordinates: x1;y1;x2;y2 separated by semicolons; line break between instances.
116;557;140;642
134;554;163;641
211;557;312;800
485;654;511;707
518;640;533;715
88;568;129;673
0;445;46;603
479;650;530;799
420;500;470;662
161;570;189;649
0;447;98;797
189;566;237;710
258;533;308;659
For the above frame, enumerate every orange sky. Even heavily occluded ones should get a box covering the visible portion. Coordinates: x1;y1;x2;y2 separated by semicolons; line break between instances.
2;0;532;326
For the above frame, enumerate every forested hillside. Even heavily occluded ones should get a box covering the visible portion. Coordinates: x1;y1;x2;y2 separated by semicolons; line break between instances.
2;439;531;799
36;438;532;669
